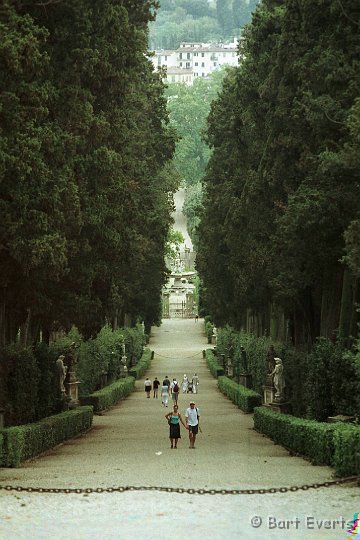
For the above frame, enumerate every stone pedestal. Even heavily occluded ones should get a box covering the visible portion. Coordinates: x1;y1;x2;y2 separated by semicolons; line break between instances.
211;335;216;345
66;372;80;407
263;384;276;405
239;373;252;389
268;400;291;414
120;356;128;378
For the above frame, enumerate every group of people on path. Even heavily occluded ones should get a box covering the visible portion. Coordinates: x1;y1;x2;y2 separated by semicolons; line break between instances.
143;374;201;449
165;401;200;449
144;374;199;405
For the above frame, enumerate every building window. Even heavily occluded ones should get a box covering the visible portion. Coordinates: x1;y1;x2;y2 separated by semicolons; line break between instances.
180;52;183;59
201;62;205;67
213;62;217;66
202;73;205;77
187;53;190;59
201;52;204;57
180;62;182;66
165;55;167;60
186;62;190;68
194;52;198;56
194;62;198;66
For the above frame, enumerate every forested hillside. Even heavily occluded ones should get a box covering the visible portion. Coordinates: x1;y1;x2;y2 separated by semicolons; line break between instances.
197;0;360;346
149;0;259;49
0;0;177;345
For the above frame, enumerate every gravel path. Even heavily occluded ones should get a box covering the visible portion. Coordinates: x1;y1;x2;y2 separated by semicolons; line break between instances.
0;319;358;539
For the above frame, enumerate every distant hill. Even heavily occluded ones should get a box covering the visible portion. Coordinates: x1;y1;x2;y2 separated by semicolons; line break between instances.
149;0;260;50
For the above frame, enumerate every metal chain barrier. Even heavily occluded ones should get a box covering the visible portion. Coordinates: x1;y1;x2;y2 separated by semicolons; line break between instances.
154;351;204;360
0;476;358;495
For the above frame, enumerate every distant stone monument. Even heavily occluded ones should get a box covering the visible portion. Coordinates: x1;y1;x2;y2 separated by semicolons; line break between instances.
120;342;128;377
271;358;285;402
56;354;67;393
239;346;252;389
65;342;80;407
268;357;290;413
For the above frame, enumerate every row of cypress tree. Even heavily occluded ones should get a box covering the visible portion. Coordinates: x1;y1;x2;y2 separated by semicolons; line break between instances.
0;0;178;344
197;0;360;347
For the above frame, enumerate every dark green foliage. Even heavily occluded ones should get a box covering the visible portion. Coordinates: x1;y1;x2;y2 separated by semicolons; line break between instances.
0;406;93;467
0;0;177;345
205;349;224;378
3;346;40;426
214;326;360;421
80;377;135;413
253;407;336;466
205;321;215;344
218;376;262;412
197;0;360;345
128;348;152;379
333;424;360;476
306;338;336;421
75;324;145;395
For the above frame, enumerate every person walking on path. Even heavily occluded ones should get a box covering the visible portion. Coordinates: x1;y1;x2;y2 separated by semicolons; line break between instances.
163;375;171;390
161;383;170;407
170;378;180;405
182;374;189;394
153;377;160;398
144;377;152;398
165;404;187;449
192;373;199;394
185;401;200;449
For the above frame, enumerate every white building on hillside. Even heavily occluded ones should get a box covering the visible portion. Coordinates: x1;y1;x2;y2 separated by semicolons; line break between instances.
149;38;241;85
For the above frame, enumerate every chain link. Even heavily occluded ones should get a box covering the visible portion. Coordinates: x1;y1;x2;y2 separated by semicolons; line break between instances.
0;476;358;495
154;351;203;360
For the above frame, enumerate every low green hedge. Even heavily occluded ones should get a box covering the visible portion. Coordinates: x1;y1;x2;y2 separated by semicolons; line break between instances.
333;424;360;476
80;376;135;412
205;349;224;378
128;348;152;379
0;406;93;467
253;406;336;466
218;376;262;412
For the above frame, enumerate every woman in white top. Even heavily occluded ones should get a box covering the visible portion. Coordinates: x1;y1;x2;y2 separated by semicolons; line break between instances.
161;384;169;407
182;374;189;393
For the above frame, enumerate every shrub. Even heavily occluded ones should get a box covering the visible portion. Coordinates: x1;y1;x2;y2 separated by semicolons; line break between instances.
205;321;214;343
333;424;360;476
128;348;152;379
218;376;262;412
205;349;224;377
2;345;40;426
80;377;135;412
1;406;93;467
306;338;335;421
253;406;336;465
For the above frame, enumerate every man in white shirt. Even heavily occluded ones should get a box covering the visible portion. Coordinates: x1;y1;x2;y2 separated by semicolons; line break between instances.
185;401;200;449
170;378;179;405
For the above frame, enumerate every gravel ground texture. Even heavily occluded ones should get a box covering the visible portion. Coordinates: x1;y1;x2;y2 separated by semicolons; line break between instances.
0;318;358;540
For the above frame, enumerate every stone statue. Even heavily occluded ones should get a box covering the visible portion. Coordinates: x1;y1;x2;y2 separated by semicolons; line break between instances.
240;346;248;372
56;354;67;393
267;345;276;374
121;343;126;358
64;342;78;386
271;357;285;401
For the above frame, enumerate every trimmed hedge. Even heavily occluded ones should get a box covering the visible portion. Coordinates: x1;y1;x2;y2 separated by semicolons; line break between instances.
80;376;135;412
0;406;93;467
253;406;336;466
333;424;360;476
218;376;262;413
205;349;224;378
128;348;152;379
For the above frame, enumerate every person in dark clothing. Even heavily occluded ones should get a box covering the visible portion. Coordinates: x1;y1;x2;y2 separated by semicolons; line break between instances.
153;377;160;398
